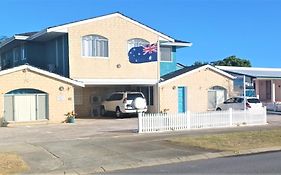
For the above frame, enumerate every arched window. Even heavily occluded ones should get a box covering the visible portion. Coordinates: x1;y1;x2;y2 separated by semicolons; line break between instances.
127;38;149;51
208;86;227;110
82;35;108;57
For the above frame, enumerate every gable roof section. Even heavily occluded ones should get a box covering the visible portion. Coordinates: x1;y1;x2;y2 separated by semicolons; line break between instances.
0;65;84;87
159;64;235;86
216;66;281;79
1;12;192;48
47;12;175;41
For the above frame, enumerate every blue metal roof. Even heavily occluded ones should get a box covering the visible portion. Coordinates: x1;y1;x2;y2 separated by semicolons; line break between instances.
217;66;281;79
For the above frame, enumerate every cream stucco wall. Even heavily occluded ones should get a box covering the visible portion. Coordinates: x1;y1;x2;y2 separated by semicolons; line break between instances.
0;69;75;126
68;16;160;79
159;68;233;113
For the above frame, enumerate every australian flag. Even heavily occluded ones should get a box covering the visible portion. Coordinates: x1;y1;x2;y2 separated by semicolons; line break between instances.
128;43;157;63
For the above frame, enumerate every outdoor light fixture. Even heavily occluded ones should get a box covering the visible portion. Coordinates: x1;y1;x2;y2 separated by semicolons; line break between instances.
59;86;64;91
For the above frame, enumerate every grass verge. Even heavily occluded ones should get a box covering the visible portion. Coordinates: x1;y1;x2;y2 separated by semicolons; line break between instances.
169;128;281;152
0;152;28;175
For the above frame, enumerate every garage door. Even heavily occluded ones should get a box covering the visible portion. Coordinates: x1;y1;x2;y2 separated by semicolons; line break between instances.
4;89;48;122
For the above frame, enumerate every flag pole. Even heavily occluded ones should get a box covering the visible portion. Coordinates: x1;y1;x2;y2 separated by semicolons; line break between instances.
157;38;160;113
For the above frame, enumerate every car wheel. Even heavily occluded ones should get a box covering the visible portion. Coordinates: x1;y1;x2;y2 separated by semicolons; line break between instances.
100;106;106;116
115;107;122;118
216;108;222;111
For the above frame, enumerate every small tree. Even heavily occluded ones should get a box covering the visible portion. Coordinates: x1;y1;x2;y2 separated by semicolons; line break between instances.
191;55;252;67
192;61;208;66
212;55;251;67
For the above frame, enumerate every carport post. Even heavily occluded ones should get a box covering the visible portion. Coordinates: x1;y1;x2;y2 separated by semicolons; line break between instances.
138;112;143;133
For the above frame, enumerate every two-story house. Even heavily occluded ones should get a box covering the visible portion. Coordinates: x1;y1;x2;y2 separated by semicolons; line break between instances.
0;12;233;124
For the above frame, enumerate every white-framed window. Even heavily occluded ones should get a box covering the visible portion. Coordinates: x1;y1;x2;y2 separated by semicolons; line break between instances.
160;47;172;62
82;35;108;57
128;38;149;51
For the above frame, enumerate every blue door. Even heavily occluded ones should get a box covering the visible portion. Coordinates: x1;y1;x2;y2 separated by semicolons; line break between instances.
178;86;187;113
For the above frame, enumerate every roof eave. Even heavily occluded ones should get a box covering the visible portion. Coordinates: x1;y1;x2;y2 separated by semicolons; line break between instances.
160;41;192;47
0;65;84;87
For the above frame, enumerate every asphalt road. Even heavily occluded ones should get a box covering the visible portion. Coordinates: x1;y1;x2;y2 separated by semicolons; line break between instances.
105;151;281;175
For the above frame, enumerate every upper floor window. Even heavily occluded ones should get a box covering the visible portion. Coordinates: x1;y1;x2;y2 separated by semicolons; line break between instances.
160;47;172;62
82;35;108;57
128;38;149;51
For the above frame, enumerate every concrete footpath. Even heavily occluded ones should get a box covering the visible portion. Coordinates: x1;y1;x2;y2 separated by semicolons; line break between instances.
0;114;280;174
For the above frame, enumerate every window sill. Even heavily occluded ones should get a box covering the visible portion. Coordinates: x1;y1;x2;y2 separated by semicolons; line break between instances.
82;56;109;59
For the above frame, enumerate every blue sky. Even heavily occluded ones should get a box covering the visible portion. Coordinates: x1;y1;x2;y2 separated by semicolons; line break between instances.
1;0;280;67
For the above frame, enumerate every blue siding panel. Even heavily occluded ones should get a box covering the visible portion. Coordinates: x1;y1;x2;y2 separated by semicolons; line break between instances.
160;47;177;76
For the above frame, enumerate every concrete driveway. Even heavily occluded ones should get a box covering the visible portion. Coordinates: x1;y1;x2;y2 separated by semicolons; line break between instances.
0;116;139;145
0;114;280;174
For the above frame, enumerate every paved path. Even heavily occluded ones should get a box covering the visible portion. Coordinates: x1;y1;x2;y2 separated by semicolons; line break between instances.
0;114;280;174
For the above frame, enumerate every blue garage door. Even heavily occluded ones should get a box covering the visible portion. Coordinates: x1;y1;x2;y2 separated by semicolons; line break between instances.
178;86;187;113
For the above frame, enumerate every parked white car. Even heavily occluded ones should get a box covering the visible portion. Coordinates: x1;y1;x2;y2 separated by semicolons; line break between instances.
216;96;263;111
100;92;147;117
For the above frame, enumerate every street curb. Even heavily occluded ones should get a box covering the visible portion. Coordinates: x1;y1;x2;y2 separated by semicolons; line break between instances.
82;146;281;174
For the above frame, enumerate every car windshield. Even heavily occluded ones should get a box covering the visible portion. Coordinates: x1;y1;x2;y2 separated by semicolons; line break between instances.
127;93;143;100
247;98;261;103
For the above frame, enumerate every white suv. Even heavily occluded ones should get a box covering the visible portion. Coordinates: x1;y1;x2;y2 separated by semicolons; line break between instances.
100;92;147;117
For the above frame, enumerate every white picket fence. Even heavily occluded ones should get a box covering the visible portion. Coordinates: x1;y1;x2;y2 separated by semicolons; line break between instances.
138;107;267;133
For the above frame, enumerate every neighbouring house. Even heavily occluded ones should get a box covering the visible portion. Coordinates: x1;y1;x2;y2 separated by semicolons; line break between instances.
0;12;234;125
217;66;281;110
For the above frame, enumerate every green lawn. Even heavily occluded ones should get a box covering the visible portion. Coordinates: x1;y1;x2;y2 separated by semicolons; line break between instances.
169;128;281;152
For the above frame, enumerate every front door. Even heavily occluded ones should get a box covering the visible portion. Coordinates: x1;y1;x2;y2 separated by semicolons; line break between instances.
178;87;187;113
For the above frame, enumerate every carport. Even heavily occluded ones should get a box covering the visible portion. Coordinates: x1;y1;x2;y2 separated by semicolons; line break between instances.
74;79;158;117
